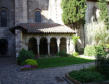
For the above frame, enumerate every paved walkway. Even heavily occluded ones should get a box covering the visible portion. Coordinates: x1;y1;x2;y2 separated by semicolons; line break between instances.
0;60;94;84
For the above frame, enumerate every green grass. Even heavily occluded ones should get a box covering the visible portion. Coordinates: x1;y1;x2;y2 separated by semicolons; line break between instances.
37;56;94;68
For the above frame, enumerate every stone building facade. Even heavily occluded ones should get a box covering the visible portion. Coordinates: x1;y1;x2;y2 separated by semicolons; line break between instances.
0;0;15;57
0;0;107;57
0;0;75;57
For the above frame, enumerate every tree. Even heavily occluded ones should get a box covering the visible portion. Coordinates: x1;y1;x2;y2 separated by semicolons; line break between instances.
61;0;86;29
97;0;109;22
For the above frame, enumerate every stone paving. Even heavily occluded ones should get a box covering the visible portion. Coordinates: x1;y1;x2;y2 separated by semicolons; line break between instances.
0;58;94;84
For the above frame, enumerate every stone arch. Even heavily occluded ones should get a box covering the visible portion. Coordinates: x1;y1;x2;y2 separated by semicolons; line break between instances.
0;7;8;27
50;38;57;55
0;39;8;56
28;37;37;55
60;37;66;52
40;37;48;56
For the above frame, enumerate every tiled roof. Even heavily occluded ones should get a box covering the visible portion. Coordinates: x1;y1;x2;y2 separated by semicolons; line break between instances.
12;23;75;34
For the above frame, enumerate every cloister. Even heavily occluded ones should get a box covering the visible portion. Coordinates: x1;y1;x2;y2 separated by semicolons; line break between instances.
11;23;75;57
27;36;69;57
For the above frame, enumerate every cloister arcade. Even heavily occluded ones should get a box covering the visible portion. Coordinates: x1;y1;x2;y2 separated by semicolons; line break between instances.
25;36;69;57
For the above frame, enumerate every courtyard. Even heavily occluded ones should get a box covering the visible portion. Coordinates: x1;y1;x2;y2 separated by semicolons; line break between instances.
0;57;94;84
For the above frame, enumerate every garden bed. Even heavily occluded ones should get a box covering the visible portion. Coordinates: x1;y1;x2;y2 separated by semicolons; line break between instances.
65;67;109;84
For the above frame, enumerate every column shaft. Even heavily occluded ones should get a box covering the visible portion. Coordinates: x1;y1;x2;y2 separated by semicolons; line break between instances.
48;38;50;56
57;38;60;53
15;29;22;57
66;38;69;54
37;38;40;56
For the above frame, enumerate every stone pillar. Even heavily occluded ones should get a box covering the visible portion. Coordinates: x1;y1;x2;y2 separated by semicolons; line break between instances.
15;29;22;57
57;38;60;53
66;38;69;54
37;37;40;56
15;0;28;25
69;36;75;54
47;37;51;56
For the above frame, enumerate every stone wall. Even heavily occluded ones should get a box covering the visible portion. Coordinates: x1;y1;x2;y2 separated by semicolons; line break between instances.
0;0;15;57
27;0;49;23
27;0;64;24
15;0;28;24
0;0;15;27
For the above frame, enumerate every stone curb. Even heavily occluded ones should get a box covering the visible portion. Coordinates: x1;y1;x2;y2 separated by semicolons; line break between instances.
65;73;81;84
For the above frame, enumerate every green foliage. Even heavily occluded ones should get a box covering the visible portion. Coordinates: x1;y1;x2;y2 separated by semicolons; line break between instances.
17;49;35;65
72;52;79;57
61;0;86;26
96;58;109;78
95;45;109;77
84;45;96;56
57;51;69;57
24;59;38;66
72;35;80;45
105;44;109;48
69;68;104;83
86;21;109;45
95;45;106;58
97;0;109;22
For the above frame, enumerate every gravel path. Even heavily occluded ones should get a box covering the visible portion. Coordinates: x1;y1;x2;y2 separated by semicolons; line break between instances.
0;61;95;84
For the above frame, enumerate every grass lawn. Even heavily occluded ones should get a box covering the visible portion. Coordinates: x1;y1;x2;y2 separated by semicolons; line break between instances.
37;56;94;68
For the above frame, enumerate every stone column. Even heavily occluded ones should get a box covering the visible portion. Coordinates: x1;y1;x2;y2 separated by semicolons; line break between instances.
37;37;40;57
15;29;22;57
57;37;60;53
47;37;51;56
66;38;69;54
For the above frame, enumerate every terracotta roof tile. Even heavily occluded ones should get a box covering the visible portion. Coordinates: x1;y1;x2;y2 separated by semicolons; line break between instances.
12;23;75;34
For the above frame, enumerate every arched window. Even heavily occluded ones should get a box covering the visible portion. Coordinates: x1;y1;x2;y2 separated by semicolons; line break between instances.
0;8;8;27
35;11;41;22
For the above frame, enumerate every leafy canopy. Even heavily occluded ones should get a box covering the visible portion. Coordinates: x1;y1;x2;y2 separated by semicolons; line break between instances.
97;0;109;22
61;0;86;25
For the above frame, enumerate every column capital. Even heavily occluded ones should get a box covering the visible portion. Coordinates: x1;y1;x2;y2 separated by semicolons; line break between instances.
57;37;60;45
47;36;51;44
36;37;40;45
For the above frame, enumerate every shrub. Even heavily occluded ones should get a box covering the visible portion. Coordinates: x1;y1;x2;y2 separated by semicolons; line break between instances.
24;59;38;66
72;35;80;45
84;45;96;56
95;45;106;58
57;51;69;57
69;69;104;83
95;45;109;78
17;49;35;65
72;52;79;57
